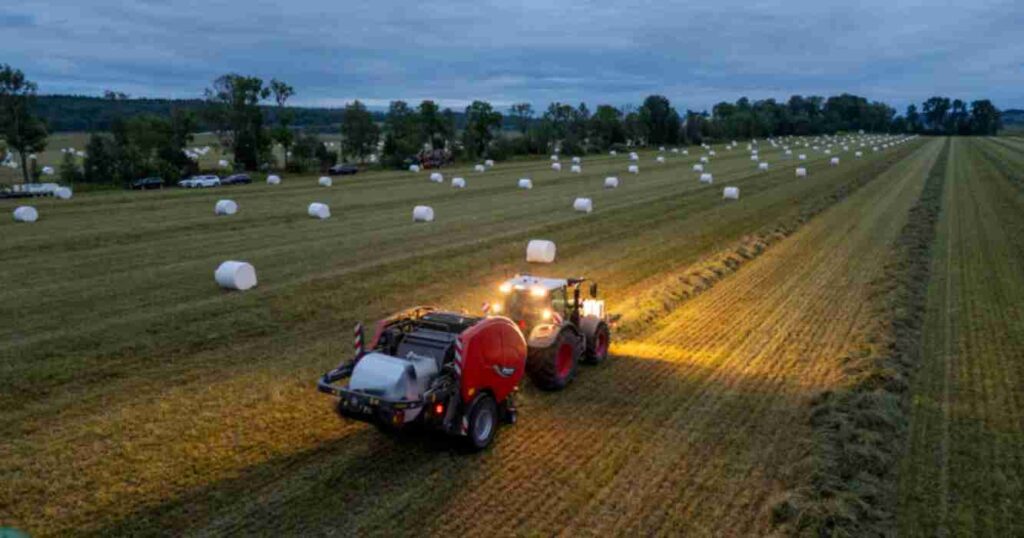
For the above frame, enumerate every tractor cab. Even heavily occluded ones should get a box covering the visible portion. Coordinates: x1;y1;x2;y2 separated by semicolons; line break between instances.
490;275;604;337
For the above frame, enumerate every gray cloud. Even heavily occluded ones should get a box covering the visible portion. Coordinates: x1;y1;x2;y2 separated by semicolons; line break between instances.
2;0;1021;111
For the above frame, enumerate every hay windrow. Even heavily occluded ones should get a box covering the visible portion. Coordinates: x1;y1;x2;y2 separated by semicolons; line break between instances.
772;139;950;536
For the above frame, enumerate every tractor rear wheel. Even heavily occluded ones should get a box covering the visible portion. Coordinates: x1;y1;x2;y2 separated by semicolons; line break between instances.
584;323;611;364
527;329;581;390
465;393;498;450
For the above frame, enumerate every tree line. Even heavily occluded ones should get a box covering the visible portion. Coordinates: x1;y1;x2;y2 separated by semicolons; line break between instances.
0;62;1006;184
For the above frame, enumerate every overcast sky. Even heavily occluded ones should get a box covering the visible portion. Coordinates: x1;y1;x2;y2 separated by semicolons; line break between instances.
3;0;1022;112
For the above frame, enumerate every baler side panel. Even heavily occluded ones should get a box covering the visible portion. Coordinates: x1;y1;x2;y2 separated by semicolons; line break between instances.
458;317;526;404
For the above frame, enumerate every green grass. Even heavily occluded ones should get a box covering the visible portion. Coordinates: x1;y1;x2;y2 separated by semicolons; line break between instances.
0;136;927;535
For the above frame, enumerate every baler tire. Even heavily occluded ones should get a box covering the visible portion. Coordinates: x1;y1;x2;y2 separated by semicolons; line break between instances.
466;394;498;450
583;322;611;365
527;330;581;391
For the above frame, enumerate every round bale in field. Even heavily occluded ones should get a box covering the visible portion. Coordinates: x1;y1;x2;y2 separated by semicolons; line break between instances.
723;187;739;200
573;197;593;214
409;164;420;172
700;173;714;184
758;162;769;171
518;178;533;189
413;205;434;222
451;177;466;188
551;162;562;171
55;187;73;200
550;154;559;161
215;261;257;291
628;164;639;174
308;202;331;219
215;199;238;216
692;164;704;172
13;206;38;223
571;164;582;173
484;159;495;167
430;172;443;183
796;167;808;178
605;176;619;188
318;176;332;187
830;157;840;166
267;174;281;185
656;156;665;163
526;239;557;263
474;164;486;172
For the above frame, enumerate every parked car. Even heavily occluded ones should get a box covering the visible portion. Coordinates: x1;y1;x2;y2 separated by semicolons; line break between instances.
221;173;252;185
178;175;221;188
130;177;164;190
328;163;359;175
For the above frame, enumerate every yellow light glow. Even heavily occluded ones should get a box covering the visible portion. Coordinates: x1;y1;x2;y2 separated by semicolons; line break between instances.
499;282;512;294
491;302;502;313
542;308;552;320
530;286;547;298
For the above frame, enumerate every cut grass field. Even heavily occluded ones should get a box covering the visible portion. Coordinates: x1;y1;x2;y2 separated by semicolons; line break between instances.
2;135;991;536
898;138;1024;536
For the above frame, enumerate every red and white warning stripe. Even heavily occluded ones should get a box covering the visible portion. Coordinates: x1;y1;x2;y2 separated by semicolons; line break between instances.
481;302;491;314
552;312;563;325
453;337;464;377
353;322;364;357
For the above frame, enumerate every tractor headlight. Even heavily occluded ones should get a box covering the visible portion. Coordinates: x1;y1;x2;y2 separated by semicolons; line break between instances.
491;302;502;314
530;286;547;298
542;308;552;320
499;282;512;294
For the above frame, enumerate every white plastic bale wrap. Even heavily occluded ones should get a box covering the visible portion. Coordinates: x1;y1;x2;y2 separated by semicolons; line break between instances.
830;157;840;166
551;162;562;171
709;150;716;156
758;162;769;171
629;152;639;161
550;154;559;161
518;178;533;189
700;156;709;163
474;164;486;172
214;260;257;291
267;174;281;185
656;156;665;163
855;151;863;158
571;164;582;173
796;167;808;178
785;149;793;156
41;166;54;175
700;173;714;184
628;164;639;174
409;164;420;172
219;160;230;168
659;146;666;152
12;206;38;223
604;176;619;188
318;176;332;187
215;199;238;216
348;351;438;405
54;187;73;199
451;177;466;188
692;164;704;172
682;149;689;155
484;159;495;167
307;202;331;219
573;197;593;213
750;155;760;161
609;150;617;156
526;239;557;263
799;154;807;160
430;172;443;182
572;156;581;164
723;187;740;200
413;205;434;222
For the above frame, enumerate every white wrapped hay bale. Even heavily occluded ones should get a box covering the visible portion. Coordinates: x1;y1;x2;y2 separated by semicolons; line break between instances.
628;164;639;174
573;197;593;213
604;176;619;188
700;173;714;184
307;202;331;219
700;156;709;163
318;176;332;187
430;172;443;182
785;149;793;156
550;154;559;161
484;159;495;167
692;164;704;172
830;157;840;166
267;174;281;185
572;156;581;164
609;150;618;156
42;166;55;176
413;205;434;222
54;187;73;200
798;154;807;161
13;206;38;223
629;152;639;161
671;148;679;153
409;164;421;172
451;177;466;188
855;151;863;158
219;159;230;168
750;155;760;162
656;156;665;163
659;146;666;152
474;164;486;173
215;261;257;291
526;239;557;263
215;199;238;216
723;187;739;200
709;150;716;156
682;149;689;155
518;178;533;189
758;162;769;171
551;162;562;171
571;164;582;173
796;167;808;178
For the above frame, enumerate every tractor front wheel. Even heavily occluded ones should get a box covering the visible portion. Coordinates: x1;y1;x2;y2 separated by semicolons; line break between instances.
466;393;498;450
527;330;581;391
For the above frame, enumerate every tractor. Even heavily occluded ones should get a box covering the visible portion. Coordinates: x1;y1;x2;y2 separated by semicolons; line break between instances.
487;275;612;390
317;276;612;449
